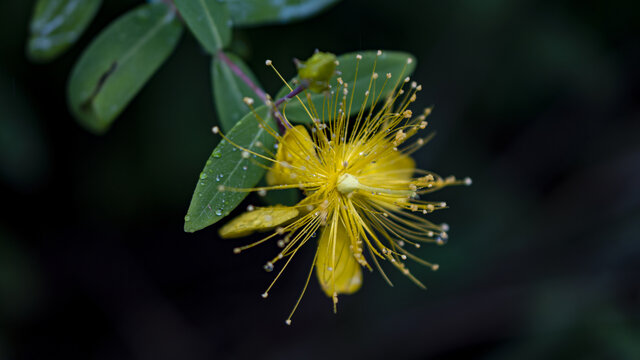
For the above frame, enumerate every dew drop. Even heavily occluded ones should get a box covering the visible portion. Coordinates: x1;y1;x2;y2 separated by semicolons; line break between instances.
215;209;223;216
263;262;274;272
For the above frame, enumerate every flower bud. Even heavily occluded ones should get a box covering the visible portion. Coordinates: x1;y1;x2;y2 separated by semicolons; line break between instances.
297;52;337;93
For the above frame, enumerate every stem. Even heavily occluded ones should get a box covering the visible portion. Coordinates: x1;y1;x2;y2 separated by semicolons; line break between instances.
274;84;307;107
216;51;313;134
160;0;182;21
216;50;267;102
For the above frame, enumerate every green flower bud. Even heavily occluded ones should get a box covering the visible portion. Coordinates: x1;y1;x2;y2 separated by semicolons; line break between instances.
297;52;337;93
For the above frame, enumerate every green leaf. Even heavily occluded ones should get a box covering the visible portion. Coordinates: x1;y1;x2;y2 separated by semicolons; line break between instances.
27;0;102;62
67;3;183;134
212;52;262;132
174;0;231;53
276;50;416;124
184;105;278;232
227;0;341;27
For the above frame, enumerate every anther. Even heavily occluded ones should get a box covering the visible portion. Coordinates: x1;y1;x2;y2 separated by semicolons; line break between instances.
241;151;250;159
377;50;382;56
265;59;272;66
263;262;274;272
211;126;219;134
261;292;269;298
243;97;254;105
356;54;362;60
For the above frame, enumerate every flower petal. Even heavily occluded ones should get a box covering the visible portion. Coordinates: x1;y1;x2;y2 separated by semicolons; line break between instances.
362;149;415;183
267;125;318;185
219;206;299;238
315;220;362;296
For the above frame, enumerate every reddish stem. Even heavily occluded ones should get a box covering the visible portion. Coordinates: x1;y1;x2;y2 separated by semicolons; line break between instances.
216;51;267;102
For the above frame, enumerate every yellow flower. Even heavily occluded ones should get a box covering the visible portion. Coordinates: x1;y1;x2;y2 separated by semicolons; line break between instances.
217;52;470;324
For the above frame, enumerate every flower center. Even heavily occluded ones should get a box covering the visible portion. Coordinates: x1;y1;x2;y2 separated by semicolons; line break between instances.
336;173;360;194
336;173;417;198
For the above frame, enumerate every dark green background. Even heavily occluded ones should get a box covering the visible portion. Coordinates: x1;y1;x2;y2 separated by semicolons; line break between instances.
1;0;639;359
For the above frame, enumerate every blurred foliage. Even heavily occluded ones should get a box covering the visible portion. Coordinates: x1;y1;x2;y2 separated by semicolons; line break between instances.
174;0;231;53
67;3;183;133
226;0;341;27
27;0;102;62
0;71;48;189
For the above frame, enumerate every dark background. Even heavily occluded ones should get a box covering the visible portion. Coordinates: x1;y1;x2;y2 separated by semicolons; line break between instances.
1;0;639;359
